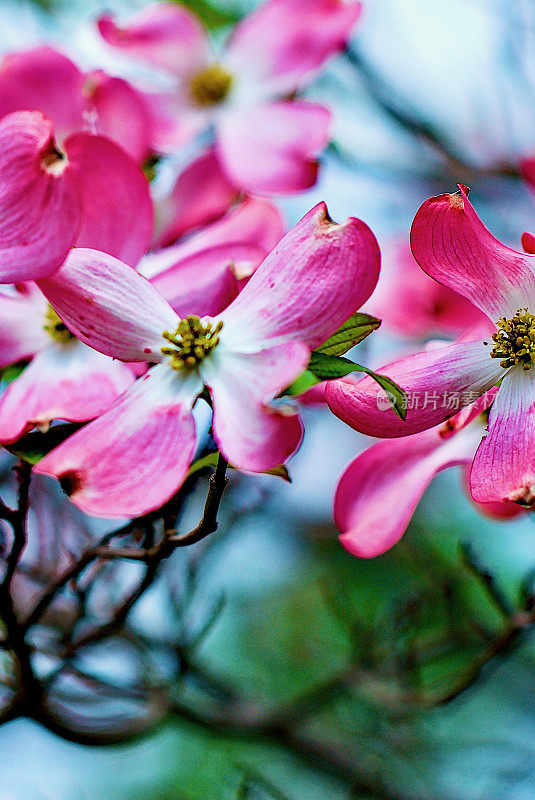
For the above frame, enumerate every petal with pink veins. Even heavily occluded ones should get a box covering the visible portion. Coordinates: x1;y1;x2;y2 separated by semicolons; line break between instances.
460;466;523;520
220;202;380;351
201;341;309;472
470;366;535;506
38;249;179;363
0;341;134;444
64;133;153;266
411;186;535;320
155;148;239;247
0;285;49;368
326;340;503;438
335;422;482;558
217;102;331;195
34;364;202;518
97;2;209;75
0;111;81;283
224;0;361;96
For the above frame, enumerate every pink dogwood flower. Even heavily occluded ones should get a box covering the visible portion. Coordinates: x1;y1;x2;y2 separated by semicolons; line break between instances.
327;185;535;508
334;391;521;559
33;203;380;518
0;284;134;443
0;46;154;162
97;0;362;194
0;110;153;282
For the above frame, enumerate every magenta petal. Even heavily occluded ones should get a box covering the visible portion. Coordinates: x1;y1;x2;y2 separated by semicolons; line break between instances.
0;342;134;444
38;248;179;362
202;342;309;471
84;70;153;163
411;186;535;319
470;367;535;506
64;132;153;266
224;0;361;95
97;2;208;75
217;102;331;194
326;340;503;437
220;202;380;350
149;244;268;316
34;365;201;518
0;47;85;136
0;286;48;367
155;148;238;247
336;425;478;558
0;111;81;282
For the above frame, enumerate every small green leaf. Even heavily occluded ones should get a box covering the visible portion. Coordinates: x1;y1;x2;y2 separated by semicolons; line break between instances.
179;0;240;28
283;370;319;397
5;422;84;464
0;360;29;385
307;351;407;420
316;312;381;357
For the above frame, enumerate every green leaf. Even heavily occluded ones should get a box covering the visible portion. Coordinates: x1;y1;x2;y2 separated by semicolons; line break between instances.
282;370;319;397
0;360;29;385
4;422;84;464
316;312;381;357
179;0;240;29
307;351;407;420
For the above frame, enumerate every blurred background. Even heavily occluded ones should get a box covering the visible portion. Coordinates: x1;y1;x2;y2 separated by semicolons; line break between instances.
1;0;535;798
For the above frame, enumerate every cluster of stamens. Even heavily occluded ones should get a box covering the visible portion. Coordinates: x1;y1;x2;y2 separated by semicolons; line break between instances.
189;64;233;107
43;305;75;344
162;315;223;371
490;308;535;370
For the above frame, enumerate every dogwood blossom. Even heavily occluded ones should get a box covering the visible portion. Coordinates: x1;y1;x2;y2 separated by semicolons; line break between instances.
334;391;521;559
327;186;535;508
0;110;153;282
97;0;361;193
34;203;380;517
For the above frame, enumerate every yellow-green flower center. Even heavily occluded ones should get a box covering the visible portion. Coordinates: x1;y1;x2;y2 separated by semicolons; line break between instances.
43;305;75;345
189;64;233;107
490;308;535;370
162;315;223;371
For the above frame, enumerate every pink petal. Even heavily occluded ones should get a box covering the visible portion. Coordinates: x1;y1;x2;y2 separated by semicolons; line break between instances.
522;232;535;254
0;341;134;444
326;339;503;437
83;70;153;162
369;240;488;338
410;185;535;319
521;158;535;192
201;342;309;471
470;367;535;506
0;111;81;282
34;365;201;518
64;132;153;266
0;47;85;138
335;422;480;558
155;148;238;247
224;0;361;96
142;89;206;153
460;466;523;520
0;285;48;367
150;244;265;316
38;248;179;362
220;202;380;350
217;102;331;194
152;195;284;277
97;2;209;75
